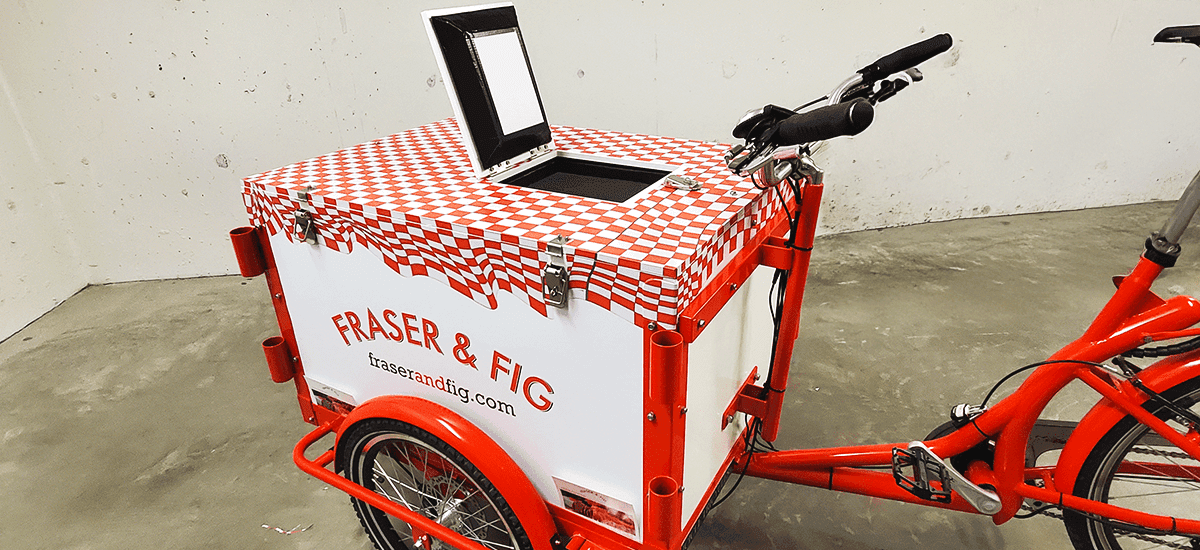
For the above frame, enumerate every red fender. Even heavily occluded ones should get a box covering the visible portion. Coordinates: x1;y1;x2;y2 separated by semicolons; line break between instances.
337;395;558;550
1054;348;1200;492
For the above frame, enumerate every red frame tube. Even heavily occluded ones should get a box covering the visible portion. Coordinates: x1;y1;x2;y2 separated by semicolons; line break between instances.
759;182;823;442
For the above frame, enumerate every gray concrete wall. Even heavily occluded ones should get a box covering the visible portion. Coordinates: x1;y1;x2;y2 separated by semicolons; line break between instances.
4;0;1200;340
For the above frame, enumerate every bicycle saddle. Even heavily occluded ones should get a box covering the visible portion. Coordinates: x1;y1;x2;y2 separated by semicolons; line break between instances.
1154;25;1200;46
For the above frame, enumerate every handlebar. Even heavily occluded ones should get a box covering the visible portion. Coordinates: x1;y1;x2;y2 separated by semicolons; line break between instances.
725;33;953;178
858;34;953;84
776;99;875;145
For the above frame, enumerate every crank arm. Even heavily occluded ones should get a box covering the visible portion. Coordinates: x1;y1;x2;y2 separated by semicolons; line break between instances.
907;441;1002;515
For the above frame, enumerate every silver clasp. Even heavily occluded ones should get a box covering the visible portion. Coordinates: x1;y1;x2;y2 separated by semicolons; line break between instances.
293;186;318;245
542;235;569;308
665;174;702;191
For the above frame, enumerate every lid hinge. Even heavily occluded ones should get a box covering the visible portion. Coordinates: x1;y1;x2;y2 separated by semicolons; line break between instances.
483;144;555;180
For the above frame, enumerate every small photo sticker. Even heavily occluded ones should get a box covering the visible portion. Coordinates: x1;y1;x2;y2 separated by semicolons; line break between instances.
553;478;637;538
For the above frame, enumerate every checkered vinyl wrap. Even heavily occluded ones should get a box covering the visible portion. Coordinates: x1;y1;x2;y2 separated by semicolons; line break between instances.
243;119;787;329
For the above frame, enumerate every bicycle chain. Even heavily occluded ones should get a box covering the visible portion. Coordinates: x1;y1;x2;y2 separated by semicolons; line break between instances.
1022;504;1194;550
1020;443;1199;550
1129;443;1196;462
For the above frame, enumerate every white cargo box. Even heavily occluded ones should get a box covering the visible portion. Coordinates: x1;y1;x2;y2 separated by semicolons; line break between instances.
241;3;789;545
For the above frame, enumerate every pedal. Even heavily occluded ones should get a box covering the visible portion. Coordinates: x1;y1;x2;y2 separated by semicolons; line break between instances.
892;444;953;504
891;441;1002;515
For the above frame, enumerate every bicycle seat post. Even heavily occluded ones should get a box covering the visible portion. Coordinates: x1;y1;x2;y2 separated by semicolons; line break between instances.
1150;170;1200;265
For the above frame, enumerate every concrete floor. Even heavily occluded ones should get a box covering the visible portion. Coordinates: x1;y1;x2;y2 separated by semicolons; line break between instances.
3;202;1198;550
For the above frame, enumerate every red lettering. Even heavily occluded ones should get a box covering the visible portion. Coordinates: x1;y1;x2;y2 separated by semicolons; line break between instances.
332;314;352;346
490;351;511;382
524;377;554;412
454;333;477;368
345;312;369;343
365;308;388;341
383;309;403;340
509;362;523;394
422;318;443;354
402;313;421;345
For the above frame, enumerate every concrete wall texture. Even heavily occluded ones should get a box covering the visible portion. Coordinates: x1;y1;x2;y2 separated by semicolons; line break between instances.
3;0;1199;341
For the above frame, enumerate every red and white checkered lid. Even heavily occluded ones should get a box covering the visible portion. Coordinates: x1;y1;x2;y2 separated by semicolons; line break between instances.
244;119;786;329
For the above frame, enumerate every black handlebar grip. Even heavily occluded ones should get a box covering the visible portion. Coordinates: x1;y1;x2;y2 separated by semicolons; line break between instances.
858;33;952;83
775;98;875;145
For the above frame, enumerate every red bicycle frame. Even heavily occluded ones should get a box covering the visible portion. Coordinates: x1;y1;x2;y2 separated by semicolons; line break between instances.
724;174;1200;534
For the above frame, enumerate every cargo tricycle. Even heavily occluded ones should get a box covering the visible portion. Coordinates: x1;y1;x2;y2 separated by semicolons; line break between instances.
230;6;1200;550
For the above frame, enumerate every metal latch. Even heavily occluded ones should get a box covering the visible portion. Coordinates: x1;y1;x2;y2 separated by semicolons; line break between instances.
665;174;702;191
294;186;318;245
542;235;569;309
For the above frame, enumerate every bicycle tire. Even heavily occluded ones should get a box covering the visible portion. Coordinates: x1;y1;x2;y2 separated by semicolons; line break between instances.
341;417;534;550
1063;375;1200;550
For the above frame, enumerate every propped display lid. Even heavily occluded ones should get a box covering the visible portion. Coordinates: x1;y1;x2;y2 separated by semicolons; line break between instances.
423;3;553;177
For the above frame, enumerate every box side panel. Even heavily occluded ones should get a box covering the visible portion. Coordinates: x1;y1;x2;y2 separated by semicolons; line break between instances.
680;265;775;529
269;233;646;537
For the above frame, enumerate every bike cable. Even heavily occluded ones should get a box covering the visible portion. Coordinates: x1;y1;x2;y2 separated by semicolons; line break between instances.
1123;334;1200;358
763;173;805;397
708;416;764;510
980;359;1108;408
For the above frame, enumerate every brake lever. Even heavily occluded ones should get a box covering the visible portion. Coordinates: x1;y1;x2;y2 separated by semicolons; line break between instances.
726;144;753;173
873;79;907;103
870;68;923;104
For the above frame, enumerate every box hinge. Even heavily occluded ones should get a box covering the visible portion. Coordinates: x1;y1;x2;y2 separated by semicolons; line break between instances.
483;144;556;181
542;235;569;308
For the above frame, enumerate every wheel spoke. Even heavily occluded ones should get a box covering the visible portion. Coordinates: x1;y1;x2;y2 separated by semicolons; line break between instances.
373;462;413;507
443;474;475;516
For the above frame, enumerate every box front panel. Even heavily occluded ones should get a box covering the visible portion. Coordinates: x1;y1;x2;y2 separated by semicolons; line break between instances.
270;233;646;539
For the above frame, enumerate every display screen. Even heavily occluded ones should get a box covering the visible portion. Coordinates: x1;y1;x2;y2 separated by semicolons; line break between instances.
472;29;544;135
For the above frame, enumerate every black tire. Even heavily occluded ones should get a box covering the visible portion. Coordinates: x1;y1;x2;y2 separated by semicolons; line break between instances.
1063;375;1200;550
340;417;534;550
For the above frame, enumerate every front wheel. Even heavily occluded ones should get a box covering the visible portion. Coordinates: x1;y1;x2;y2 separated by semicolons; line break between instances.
1063;376;1200;550
341;417;534;550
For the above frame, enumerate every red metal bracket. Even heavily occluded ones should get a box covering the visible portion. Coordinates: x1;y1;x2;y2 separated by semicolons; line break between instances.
757;237;794;270
722;367;765;430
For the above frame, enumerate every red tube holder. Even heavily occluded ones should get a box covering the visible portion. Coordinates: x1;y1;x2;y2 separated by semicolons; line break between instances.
230;226;267;278
262;336;295;383
648;330;685;403
645;475;681;550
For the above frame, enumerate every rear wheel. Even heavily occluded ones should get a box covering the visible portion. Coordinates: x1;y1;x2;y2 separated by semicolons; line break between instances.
341;418;533;550
1063;376;1200;550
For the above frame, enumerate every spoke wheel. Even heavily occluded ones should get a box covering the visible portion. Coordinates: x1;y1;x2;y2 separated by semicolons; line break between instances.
1063;376;1200;550
341;418;533;550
